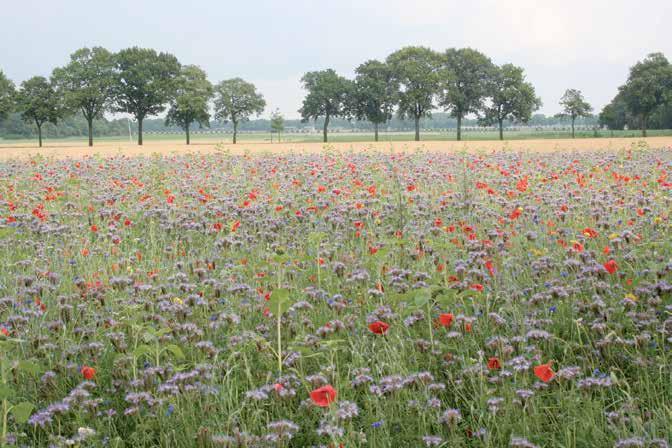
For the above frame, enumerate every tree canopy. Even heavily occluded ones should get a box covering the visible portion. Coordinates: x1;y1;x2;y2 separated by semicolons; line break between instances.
0;70;16;122
480;64;542;140
386;46;439;141
165;65;213;145
439;48;495;140
214;78;266;144
15;76;64;147
298;69;353;143
111;47;181;145
618;53;672;137
559;89;592;138
52;47;115;146
353;60;398;141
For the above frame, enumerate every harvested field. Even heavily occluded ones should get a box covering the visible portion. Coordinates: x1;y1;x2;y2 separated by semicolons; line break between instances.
1;136;672;160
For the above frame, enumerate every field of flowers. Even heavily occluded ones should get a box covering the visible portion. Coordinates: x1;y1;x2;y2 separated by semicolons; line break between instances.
0;145;671;447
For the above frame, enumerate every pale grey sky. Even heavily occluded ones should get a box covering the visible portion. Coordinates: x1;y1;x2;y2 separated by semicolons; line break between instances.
1;0;670;119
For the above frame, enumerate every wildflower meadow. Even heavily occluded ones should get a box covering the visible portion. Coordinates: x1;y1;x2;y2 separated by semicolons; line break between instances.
0;144;671;447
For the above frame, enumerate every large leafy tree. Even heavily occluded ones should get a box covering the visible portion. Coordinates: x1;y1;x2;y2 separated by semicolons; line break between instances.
0;70;16;122
298;69;352;143
353;60;398;141
15;76;64;147
165;65;213;145
559;89;592;138
480;64;542;140
386;47;439;141
439;48;495;141
213;78;266;144
111;47;181;145
52;47;115;147
619;53;672;137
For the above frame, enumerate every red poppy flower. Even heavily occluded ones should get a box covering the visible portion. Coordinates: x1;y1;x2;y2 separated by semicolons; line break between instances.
81;366;96;380
509;207;522;220
582;227;599;238
368;321;390;335
487;357;501;370
90;224;98;233
438;313;454;327
533;362;555;383
603;259;618;274
310;385;337;407
469;283;484;292
516;177;528;192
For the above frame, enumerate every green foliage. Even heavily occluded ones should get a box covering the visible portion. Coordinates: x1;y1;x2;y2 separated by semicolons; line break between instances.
385;46;440;140
480;64;542;139
559;89;593;138
618;53;672;136
111;47;181;144
352;60;398;133
51;47;115;146
15;76;64;146
213;78;265;144
0;70;15;122
52;48;115;122
165;65;213;144
298;69;353;142
599;91;632;130
439;48;495;140
559;89;592;121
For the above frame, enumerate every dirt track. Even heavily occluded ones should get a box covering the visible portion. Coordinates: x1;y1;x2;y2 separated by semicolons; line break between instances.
1;136;671;160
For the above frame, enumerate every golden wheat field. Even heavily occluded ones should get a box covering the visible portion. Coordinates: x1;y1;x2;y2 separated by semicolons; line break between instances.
1;136;672;160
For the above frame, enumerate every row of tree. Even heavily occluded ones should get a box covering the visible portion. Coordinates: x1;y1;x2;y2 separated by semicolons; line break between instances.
1;46;670;146
300;47;544;142
0;47;266;146
599;53;672;136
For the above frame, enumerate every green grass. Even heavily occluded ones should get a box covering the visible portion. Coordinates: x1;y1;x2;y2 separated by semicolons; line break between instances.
2;128;672;146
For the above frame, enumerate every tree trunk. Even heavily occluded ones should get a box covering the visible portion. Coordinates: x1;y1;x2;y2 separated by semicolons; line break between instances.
323;115;330;143
37;122;42;148
414;116;420;141
498;118;504;141
457;114;462;141
641;114;647;137
374;122;379;142
185;122;190;145
571;117;575;139
87;117;93;147
138;118;144;145
233;121;238;144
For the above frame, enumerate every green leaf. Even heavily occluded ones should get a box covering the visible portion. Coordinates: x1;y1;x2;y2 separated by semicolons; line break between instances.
11;402;34;424
0;383;15;400
17;360;41;377
413;288;431;308
165;344;185;360
133;344;152;359
268;288;293;315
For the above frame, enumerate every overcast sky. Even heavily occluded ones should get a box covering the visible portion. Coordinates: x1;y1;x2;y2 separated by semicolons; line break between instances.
1;0;670;119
